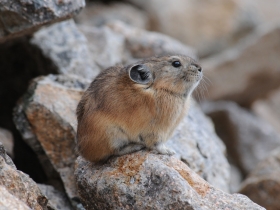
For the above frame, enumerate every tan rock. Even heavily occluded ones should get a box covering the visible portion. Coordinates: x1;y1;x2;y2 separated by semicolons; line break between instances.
0;0;85;43
75;2;149;29
252;86;280;135
75;152;264;210
239;147;280;210
0;127;14;158
0;142;52;209
202;23;280;106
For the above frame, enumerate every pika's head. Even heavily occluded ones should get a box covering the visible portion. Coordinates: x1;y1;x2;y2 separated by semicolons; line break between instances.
128;55;202;97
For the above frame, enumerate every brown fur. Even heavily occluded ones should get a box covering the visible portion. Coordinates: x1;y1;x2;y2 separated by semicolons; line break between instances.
76;55;202;162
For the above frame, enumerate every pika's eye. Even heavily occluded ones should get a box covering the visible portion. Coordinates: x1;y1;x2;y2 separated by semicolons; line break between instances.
172;61;181;68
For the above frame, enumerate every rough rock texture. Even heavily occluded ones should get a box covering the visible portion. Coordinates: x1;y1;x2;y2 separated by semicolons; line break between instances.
38;184;73;210
0;127;14;158
0;186;31;210
202;101;280;175
127;0;258;57
252;87;280;135
239;147;280;210
202;23;280;106
31;20;100;80
75;2;149;29
75;152;264;210
14;74;90;207
108;21;197;61
0;0;85;43
0;142;53;209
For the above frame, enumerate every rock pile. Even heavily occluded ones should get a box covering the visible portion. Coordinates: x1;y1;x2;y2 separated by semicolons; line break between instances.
1;0;279;209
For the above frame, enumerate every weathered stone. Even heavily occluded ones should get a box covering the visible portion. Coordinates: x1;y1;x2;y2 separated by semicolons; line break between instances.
252;86;280;135
14;74;90;207
127;0;258;57
107;21;197;61
0;127;14;158
75;2;149;29
202;23;280;106
75;152;264;210
38;184;73;210
0;186;30;210
229;164;243;193
31;20;100;80
202;101;280;175
239;147;280;210
0;0;85;43
0;142;53;209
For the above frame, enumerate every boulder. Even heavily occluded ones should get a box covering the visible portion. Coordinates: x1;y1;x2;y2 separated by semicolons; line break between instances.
31;20;100;80
239;147;280;210
0;142;53;209
0;0;85;43
126;0;258;57
75;2;149;29
252;86;280;135
0;127;14;158
75;153;264;210
14;74;90;207
201;101;280;175
0;186;30;210
202;23;280;106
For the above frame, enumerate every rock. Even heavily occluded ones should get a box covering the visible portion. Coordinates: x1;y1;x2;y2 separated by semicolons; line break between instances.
0;0;85;43
75;2;149;29
38;184;73;210
127;0;258;57
107;21;197;61
31;20;100;80
75;152;264;210
202;23;280;106
229;164;243;193
14;74;90;207
201;101;280;175
239;147;280;210
252;86;280;135
0;186;30;210
0;142;53;209
0;127;14;158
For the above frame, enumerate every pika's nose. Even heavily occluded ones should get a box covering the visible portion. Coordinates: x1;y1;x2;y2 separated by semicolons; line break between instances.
191;63;202;72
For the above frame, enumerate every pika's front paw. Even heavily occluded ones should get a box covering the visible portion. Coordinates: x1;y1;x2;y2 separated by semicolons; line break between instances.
151;144;175;156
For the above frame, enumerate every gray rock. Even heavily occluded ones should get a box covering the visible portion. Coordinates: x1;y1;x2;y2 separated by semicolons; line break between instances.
0;142;53;209
75;2;149;29
38;184;73;210
0;186;31;210
202;23;280;106
31;20;100;80
75;153;264;210
0;0;85;43
239;147;280;210
201;101;280;175
0;127;14;158
14;74;90;207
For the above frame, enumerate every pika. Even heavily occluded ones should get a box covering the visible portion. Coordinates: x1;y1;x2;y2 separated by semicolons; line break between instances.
76;55;202;163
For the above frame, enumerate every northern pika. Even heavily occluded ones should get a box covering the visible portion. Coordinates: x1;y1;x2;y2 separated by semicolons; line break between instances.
76;55;202;163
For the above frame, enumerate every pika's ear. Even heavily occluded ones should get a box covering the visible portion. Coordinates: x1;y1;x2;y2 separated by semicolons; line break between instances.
129;64;152;85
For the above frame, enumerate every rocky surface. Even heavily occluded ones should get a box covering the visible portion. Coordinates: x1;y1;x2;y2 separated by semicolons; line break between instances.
202;23;280;106
252;87;280;135
31;20;100;80
75;2;149;29
202;101;280;175
0;127;14;158
0;0;85;43
75;152;264;210
38;184;73;210
0;142;53;209
127;0;258;57
14;74;90;208
239;147;280;210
